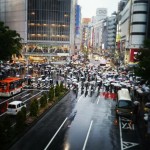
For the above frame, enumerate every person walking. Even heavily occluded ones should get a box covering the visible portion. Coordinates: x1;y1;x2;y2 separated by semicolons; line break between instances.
133;101;140;123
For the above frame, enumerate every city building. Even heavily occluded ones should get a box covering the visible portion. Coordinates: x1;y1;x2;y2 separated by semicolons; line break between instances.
74;4;82;54
106;15;117;53
118;0;149;63
92;20;103;52
81;18;91;51
95;8;107;22
101;19;108;51
92;15;117;56
118;0;128;12
0;0;77;63
88;8;108;54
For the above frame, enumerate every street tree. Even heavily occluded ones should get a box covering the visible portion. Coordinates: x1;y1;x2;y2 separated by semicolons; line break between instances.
134;39;150;84
55;84;60;97
49;86;54;101
0;21;22;61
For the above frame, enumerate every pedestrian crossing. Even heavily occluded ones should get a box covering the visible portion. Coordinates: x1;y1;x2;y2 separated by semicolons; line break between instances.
24;82;117;101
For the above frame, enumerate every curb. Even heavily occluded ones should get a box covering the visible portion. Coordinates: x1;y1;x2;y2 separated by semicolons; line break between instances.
5;90;70;150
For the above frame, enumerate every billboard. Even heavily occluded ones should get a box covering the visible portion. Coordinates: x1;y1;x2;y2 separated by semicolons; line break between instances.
96;8;107;16
129;48;138;62
82;18;91;24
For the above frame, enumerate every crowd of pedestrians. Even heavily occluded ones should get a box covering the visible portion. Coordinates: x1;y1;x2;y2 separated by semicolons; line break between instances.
1;57;150;127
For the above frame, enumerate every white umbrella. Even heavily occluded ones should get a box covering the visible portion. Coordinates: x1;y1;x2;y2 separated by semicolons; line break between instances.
29;66;33;69
114;83;122;87
133;101;140;106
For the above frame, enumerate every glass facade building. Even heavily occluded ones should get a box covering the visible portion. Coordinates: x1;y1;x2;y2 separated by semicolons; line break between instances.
28;0;71;43
0;0;76;61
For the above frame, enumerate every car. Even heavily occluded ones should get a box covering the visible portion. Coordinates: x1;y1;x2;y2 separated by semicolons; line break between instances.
31;77;36;82
6;101;26;115
38;75;46;82
116;88;134;118
45;77;53;82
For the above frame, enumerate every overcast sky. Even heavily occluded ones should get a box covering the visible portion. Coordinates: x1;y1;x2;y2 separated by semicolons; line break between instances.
78;0;120;18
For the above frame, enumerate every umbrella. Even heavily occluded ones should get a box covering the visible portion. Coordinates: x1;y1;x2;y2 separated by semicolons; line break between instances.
133;101;140;106
0;65;4;68
145;103;150;108
114;83;122;87
104;83;109;86
47;65;51;67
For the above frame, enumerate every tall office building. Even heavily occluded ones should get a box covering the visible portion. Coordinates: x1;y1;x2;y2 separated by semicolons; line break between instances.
74;4;82;54
81;18;91;50
0;0;76;62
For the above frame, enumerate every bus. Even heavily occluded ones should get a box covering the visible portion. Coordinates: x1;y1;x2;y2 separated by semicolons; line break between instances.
0;77;23;97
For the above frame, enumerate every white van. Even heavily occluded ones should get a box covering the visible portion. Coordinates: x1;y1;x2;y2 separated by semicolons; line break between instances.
7;101;26;115
116;88;133;118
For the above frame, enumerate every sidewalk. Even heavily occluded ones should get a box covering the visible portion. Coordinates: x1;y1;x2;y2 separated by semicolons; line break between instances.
137;101;150;149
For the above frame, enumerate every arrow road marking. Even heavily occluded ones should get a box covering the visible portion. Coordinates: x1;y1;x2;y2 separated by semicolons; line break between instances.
123;141;139;150
122;122;134;130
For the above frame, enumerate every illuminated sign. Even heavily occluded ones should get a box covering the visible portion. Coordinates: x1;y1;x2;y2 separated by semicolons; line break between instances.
96;8;107;16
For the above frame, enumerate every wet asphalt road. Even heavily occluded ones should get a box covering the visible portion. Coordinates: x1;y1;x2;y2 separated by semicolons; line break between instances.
61;90;120;150
8;86;145;150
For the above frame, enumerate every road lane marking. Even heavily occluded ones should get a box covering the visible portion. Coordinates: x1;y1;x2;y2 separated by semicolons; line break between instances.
82;120;93;150
0;92;42;117
122;122;134;130
108;102;111;108
24;91;42;103
119;117;123;150
0;112;6;117
123;141;139;150
23;89;49;91
77;95;83;102
132;124;135;130
44;117;68;150
21;93;30;99
97;97;100;104
0;90;27;105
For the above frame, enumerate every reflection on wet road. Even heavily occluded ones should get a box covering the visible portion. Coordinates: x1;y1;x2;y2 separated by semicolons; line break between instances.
61;88;120;150
9;87;143;150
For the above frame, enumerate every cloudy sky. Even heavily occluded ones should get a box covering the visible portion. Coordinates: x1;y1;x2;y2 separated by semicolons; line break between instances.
78;0;120;18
